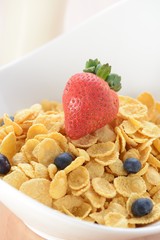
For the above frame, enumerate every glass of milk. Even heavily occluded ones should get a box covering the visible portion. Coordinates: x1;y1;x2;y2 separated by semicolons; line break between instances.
0;0;67;65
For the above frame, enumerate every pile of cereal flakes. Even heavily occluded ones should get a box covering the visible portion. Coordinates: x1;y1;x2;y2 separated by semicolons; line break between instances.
1;92;160;228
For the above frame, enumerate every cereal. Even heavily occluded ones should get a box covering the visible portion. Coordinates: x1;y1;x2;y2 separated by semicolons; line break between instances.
18;163;35;178
145;166;160;185
62;202;92;219
106;202;128;217
109;159;127;176
84;186;105;208
95;151;119;166
26;124;48;139
32;138;63;166
119;100;148;120
87;142;115;158
137;92;155;120
92;177;116;198
3;170;28;189
3;114;23;136
49;170;67;199
2;92;160;229
0;132;16;162
85;160;104;179
48;163;58;179
30;161;49;179
93;124;116;142
22;139;39;162
104;212;128;228
68;166;89;190
71;134;98;148
114;176;146;197
71;182;90;196
64;156;85;174
53;195;83;211
20;178;52;207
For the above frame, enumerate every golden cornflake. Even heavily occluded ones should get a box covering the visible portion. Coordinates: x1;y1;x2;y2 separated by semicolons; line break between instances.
77;148;90;161
62;202;92;219
104;212;128;228
3;114;23;136
145;166;160;185
119;99;148;120
87;142;115;158
109;159;127;176
121;118;142;135
153;190;160;203
85;160;104;179
139;121;160;138
0;132;16;162
31;161;49;179
137;92;155;120
71;134;98;148
106;202;128;217
20;178;52;207
48;132;68;152
27;123;48;139
114;176;146;197
68;166;89;190
64;156;85;174
3;170;28;189
93;124;116;142
18;163;35;178
53;195;83;211
49;170;67;199
95;151;119;166
12;152;28;165
92;177;116;198
22;139;39;162
33;138;62;166
71;182;90;196
84;186;105;208
48;163;58;179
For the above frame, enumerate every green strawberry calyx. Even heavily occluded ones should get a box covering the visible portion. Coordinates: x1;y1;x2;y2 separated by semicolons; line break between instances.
83;59;122;92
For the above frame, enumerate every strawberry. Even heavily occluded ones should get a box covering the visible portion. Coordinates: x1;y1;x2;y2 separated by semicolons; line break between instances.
62;59;121;139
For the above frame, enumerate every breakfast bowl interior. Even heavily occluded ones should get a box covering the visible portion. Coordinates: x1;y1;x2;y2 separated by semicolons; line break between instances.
0;0;160;239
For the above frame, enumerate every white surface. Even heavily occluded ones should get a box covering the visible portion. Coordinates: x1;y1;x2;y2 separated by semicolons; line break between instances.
0;0;67;65
0;0;160;239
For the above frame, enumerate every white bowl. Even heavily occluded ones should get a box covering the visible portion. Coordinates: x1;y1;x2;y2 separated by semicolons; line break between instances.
0;0;160;239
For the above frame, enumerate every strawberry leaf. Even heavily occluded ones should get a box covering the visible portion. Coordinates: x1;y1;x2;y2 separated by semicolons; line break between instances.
83;59;100;73
96;63;111;80
83;59;122;92
106;74;122;92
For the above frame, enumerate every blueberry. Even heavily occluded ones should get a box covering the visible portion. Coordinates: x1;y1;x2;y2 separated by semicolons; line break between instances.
54;153;74;170
123;158;141;173
131;198;153;217
0;153;11;174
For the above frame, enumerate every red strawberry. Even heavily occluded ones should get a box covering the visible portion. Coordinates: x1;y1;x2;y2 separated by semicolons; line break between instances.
63;72;119;139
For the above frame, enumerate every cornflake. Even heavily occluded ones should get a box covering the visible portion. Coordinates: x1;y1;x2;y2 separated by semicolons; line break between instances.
2;92;160;229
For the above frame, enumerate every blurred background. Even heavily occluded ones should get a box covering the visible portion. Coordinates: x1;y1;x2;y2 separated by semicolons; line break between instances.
0;0;119;66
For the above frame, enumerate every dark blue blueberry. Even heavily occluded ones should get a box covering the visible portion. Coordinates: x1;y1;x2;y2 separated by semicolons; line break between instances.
131;198;153;217
123;158;141;173
0;153;11;174
0;116;14;126
54;153;74;170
